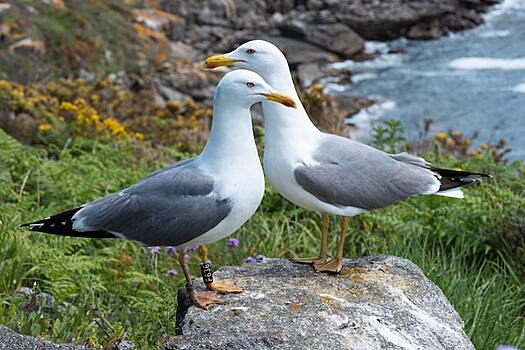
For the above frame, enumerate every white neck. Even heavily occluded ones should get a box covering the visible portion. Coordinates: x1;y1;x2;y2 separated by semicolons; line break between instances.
261;63;320;141
200;94;259;170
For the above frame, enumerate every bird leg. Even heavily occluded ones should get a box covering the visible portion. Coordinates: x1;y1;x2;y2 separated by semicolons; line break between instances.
178;252;224;309
315;216;349;274
291;213;330;265
198;245;242;294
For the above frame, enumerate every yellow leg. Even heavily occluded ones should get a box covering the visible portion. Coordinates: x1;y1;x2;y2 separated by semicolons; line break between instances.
177;252;224;309
315;216;349;273
291;213;331;265
198;245;242;294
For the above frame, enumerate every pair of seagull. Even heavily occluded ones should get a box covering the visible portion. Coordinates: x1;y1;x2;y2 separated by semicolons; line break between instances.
23;40;489;309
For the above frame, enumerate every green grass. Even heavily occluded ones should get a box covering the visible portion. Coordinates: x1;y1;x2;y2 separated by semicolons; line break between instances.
0;0;144;82
0;129;524;349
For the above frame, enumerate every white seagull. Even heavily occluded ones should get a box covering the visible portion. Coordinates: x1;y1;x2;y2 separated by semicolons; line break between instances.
204;40;490;273
21;69;296;308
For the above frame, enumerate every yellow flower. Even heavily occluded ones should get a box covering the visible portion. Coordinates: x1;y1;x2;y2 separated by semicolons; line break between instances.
135;132;144;140
38;123;52;132
60;101;77;111
435;132;447;142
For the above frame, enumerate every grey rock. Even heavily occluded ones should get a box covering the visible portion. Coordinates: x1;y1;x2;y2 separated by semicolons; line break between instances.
169;256;473;350
15;287;35;298
15;287;58;314
0;325;84;350
112;340;135;350
279;21;364;58
266;37;339;66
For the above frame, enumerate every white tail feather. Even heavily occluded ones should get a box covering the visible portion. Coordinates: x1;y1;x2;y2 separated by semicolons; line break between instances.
434;188;464;199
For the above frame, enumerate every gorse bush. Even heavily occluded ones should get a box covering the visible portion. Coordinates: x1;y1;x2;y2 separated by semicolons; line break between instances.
0;78;212;152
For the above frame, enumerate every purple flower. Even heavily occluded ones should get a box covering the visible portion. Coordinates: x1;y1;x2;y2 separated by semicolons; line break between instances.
167;269;178;276
256;254;266;263
245;256;256;263
496;346;518;350
166;246;177;256
228;238;240;248
191;245;198;253
184;254;191;262
146;246;160;255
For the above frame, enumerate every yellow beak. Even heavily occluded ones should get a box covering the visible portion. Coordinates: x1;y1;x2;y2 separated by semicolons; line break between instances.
259;92;297;108
203;54;242;69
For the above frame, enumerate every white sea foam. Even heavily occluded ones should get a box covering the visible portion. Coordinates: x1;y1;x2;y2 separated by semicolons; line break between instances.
351;72;378;83
331;53;403;71
485;0;525;19
449;57;525;70
477;29;511;38
347;99;397;141
513;83;525;93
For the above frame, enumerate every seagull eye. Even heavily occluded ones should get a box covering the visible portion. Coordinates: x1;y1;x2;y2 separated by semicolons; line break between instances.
246;82;255;88
246;49;256;55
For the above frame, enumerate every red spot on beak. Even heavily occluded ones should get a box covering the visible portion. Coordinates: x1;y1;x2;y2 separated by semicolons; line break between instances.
283;100;294;107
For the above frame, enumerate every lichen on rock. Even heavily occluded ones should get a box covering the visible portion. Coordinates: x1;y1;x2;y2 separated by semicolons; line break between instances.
170;256;473;350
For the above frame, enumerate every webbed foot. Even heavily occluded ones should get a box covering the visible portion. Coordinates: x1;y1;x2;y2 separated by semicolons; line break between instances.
291;256;330;266
190;290;225;309
314;257;343;274
206;280;243;294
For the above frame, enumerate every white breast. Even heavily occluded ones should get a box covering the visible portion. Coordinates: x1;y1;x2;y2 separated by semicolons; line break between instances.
181;156;265;248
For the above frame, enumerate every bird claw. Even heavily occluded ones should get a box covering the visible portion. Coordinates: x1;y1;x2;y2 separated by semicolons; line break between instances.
314;257;343;274
206;280;243;294
190;290;225;309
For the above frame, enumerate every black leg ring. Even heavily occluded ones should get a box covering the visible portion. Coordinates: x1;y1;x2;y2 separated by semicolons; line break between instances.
200;262;213;284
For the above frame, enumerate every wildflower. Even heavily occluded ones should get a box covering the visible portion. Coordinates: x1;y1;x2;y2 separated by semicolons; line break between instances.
135;132;144;141
445;138;456;147
245;256;256;263
256;255;266;263
146;246;160;255
38;123;52;132
185;98;195;108
167;269;178;276
184;254;191;262
496;346;518;350
166;101;182;111
227;238;239;248
166;246;176;256
60;101;77;111
435;132;447;142
191;245;197;253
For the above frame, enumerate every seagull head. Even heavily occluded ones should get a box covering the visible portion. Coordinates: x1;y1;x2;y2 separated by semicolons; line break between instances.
215;69;296;108
203;40;287;77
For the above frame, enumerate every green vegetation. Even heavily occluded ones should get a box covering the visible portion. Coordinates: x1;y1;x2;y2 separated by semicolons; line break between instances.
0;124;524;349
0;1;523;348
0;0;147;82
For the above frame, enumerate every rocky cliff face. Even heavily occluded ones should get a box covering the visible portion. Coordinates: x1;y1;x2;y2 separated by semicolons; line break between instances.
170;256;474;350
153;0;498;99
160;0;498;60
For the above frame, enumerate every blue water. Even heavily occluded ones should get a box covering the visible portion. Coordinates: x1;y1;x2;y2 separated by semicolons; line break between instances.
330;0;525;161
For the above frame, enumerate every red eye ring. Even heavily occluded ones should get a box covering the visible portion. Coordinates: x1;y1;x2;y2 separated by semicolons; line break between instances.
246;48;256;55
246;82;255;88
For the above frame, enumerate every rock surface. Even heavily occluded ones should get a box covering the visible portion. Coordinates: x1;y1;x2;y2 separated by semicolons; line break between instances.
0;326;83;350
170;256;473;350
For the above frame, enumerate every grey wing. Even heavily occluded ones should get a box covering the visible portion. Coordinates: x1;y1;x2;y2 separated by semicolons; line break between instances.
294;135;439;210
73;158;232;246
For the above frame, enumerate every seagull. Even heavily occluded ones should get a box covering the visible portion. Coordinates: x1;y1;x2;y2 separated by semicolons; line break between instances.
21;69;297;308
204;40;490;273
